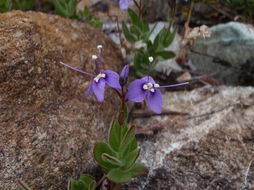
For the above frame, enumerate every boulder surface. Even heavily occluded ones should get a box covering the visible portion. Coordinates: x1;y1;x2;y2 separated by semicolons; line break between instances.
126;86;254;190
189;22;254;85
0;11;123;190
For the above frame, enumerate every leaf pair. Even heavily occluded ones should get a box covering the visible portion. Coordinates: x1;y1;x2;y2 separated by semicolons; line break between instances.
122;9;150;43
68;175;96;190
94;121;148;183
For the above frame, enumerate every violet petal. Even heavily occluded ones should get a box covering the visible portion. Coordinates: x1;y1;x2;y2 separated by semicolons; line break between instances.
104;70;121;90
92;80;106;102
126;79;146;102
120;64;129;81
86;82;93;96
119;0;132;10
147;89;163;114
141;76;156;84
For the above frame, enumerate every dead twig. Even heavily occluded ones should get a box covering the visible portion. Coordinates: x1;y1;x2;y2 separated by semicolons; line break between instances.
187;104;234;120
243;160;252;190
131;110;189;118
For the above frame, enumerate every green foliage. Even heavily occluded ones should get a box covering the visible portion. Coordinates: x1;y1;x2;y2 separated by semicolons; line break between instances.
94;120;148;183
12;0;35;11
0;0;12;12
123;8;176;77
0;0;35;12
77;7;103;29
68;175;96;190
53;0;102;29
54;0;77;18
0;0;102;29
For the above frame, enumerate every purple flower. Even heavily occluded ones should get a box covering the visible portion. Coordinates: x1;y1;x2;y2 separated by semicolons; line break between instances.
120;64;129;80
86;70;121;102
60;62;121;102
119;64;129;86
126;76;189;114
119;0;132;10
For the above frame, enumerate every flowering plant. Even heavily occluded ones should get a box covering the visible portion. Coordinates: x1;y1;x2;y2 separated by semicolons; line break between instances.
58;45;188;190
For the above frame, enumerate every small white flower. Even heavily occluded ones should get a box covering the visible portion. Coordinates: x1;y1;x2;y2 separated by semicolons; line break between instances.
92;55;98;60
97;45;103;49
148;56;154;63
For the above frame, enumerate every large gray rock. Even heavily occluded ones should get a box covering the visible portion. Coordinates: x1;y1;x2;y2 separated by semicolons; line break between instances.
0;11;123;190
125;86;254;189
189;22;254;85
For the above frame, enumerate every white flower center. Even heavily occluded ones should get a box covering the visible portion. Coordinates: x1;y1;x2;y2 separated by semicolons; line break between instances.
143;82;160;93
94;73;106;83
92;55;98;60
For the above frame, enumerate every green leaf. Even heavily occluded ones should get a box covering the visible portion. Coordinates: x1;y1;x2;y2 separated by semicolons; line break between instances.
128;8;141;27
69;175;96;190
163;28;176;47
122;147;139;168
107;168;132;183
130;25;141;39
83;7;89;17
0;0;12;12
107;163;148;183
153;30;162;51
88;182;96;190
141;20;149;33
133;52;150;76
146;40;154;53
155;51;175;59
122;22;136;43
108;120;121;151
120;126;136;151
102;153;123;167
79;175;95;187
94;142;118;171
54;0;77;18
128;163;148;178
70;181;87;190
108;120;128;152
153;27;176;50
91;21;103;29
145;23;158;41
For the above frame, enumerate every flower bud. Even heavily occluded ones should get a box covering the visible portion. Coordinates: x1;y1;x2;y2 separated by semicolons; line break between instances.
119;64;129;86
